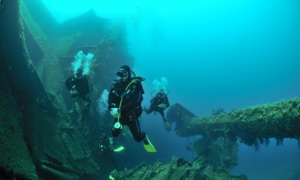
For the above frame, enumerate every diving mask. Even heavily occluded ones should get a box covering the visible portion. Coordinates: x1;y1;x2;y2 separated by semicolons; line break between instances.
116;69;128;77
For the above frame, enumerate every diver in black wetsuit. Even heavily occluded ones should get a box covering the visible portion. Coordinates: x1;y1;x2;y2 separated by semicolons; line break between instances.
144;89;170;122
65;68;91;110
144;89;172;131
107;65;156;152
108;65;146;141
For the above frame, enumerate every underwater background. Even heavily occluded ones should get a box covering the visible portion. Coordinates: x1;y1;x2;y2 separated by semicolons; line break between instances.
41;0;300;179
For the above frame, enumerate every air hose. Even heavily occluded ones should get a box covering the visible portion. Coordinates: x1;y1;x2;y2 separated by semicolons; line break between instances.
114;79;140;129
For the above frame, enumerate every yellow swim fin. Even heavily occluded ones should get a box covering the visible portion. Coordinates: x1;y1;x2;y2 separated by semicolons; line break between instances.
113;146;125;152
143;136;156;153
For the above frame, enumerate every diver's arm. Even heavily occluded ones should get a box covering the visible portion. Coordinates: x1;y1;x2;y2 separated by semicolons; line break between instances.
108;84;118;109
81;76;90;95
65;76;74;90
165;96;170;108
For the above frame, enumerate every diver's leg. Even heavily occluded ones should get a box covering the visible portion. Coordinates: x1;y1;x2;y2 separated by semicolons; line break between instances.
126;113;146;142
144;106;154;114
158;110;167;122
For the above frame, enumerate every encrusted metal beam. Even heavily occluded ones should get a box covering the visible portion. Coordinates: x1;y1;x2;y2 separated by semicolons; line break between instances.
167;98;300;146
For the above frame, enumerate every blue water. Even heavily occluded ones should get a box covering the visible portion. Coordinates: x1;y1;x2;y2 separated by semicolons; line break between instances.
42;0;300;179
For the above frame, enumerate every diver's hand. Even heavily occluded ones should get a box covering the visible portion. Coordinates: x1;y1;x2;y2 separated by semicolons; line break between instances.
110;108;120;118
70;88;79;97
158;103;166;109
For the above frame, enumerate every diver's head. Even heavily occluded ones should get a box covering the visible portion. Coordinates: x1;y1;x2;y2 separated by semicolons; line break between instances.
76;68;83;78
158;89;165;97
117;65;131;82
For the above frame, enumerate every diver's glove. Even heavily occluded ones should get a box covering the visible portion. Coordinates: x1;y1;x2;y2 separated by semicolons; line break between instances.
110;108;120;118
158;103;166;109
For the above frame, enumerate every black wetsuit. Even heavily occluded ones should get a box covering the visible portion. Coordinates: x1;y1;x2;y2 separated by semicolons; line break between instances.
145;94;170;121
108;77;145;142
65;75;91;102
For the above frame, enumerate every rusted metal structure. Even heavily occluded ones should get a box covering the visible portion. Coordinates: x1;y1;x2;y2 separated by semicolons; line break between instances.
168;99;300;143
166;99;300;170
0;0;131;179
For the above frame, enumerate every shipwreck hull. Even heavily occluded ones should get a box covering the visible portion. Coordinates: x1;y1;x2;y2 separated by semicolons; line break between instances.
0;0;128;179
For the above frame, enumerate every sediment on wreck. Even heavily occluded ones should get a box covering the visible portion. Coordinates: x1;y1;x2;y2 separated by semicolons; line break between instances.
0;65;38;180
0;0;38;179
109;157;248;180
1;0;133;179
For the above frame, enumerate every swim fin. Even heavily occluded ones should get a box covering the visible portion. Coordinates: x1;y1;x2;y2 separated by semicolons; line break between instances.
143;136;156;153
113;146;125;152
164;121;172;132
163;118;172;132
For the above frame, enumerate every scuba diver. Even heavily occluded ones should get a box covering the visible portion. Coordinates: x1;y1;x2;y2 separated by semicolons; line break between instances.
98;133;124;153
97;132;124;168
108;65;156;153
65;68;91;111
144;89;172;131
98;133;112;153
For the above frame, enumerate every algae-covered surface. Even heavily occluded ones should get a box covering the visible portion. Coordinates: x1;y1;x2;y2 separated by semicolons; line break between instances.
0;76;37;179
173;98;300;146
110;157;248;180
